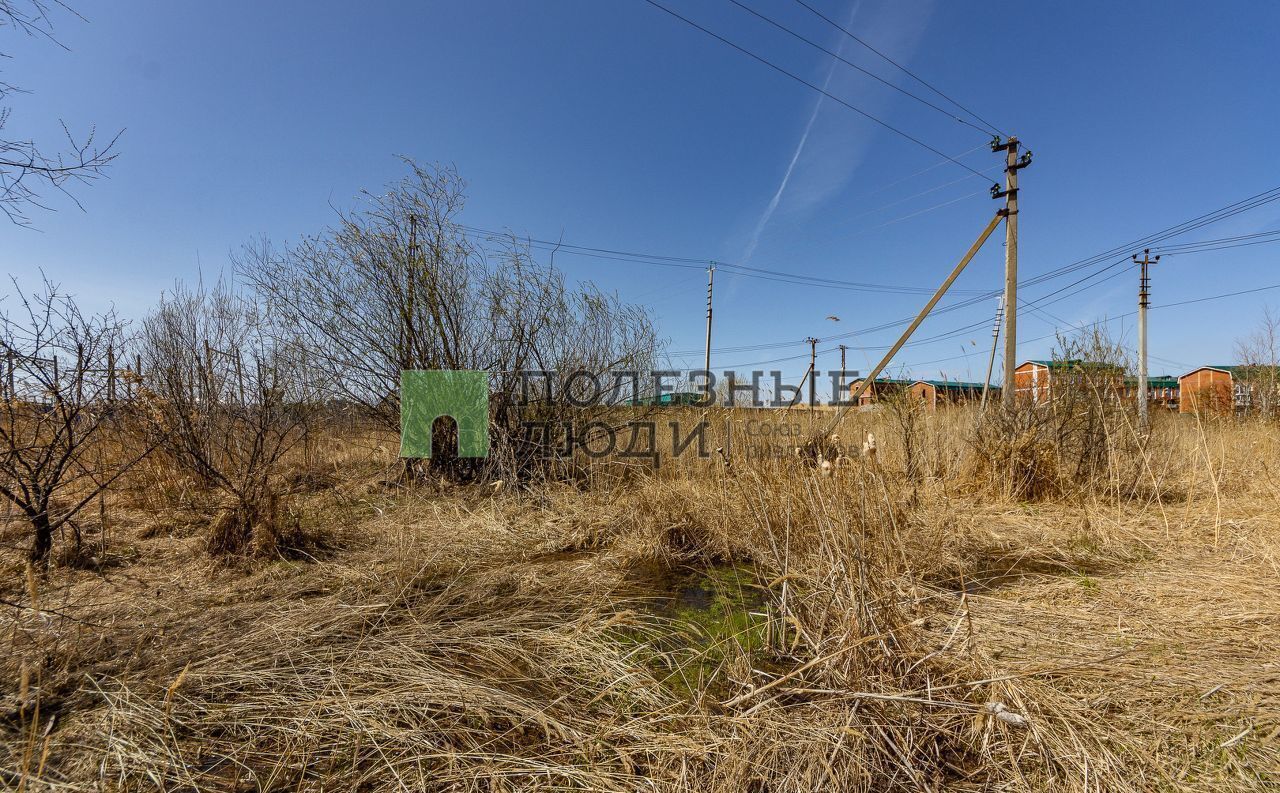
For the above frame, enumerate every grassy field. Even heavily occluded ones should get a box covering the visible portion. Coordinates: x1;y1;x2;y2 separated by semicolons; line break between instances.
2;404;1278;791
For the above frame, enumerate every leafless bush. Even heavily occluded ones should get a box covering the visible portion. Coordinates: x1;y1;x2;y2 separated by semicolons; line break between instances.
236;160;660;482
138;279;312;555
971;326;1144;499
882;387;924;481
0;277;144;565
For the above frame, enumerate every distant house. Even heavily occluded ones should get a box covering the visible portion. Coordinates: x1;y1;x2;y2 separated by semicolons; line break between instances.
1145;375;1180;410
1179;366;1244;415
908;379;991;410
1178;365;1280;416
849;377;993;410
849;377;908;408
1118;375;1180;410
1012;359;1123;403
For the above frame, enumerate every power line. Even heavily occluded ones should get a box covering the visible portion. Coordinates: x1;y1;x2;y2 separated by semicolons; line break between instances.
851;141;990;198
641;0;990;180
1152;228;1280;252
726;0;993;136
883;281;1280;374
1019;186;1280;288
698;240;1271;365
461;224;987;296
846;188;990;235
689;186;1280;358
477;184;1280;362
791;0;1007;138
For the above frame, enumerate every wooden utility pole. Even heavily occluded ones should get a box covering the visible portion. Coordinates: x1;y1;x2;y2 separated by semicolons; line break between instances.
838;344;848;402
1134;248;1160;430
992;136;1031;407
806;337;819;407
703;263;715;377
980;295;1004;410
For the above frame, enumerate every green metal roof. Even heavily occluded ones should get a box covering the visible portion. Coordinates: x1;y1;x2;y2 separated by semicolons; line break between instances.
856;377;914;386
1024;359;1122;370
914;379;990;390
1123;375;1179;388
630;391;705;406
857;377;992;391
1180;365;1246;378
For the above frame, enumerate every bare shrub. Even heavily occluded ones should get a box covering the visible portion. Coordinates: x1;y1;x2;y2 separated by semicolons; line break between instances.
970;326;1144;500
970;404;1062;500
882;386;925;481
138;279;312;556
0;277;145;565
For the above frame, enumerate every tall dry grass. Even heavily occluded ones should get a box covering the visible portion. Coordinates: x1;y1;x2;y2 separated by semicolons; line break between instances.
1;402;1278;790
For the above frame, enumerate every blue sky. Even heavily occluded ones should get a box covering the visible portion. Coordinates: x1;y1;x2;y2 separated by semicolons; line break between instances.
6;0;1280;395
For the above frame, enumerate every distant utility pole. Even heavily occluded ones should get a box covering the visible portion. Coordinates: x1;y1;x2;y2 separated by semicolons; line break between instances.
806;337;819;407
1134;248;1160;430
838;344;848;400
703;263;715;377
992;136;1031;407
980;295;1005;410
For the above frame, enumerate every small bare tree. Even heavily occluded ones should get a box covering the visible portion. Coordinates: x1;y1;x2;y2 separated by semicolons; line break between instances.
1234;307;1280;417
139;279;312;555
0;277;144;565
0;1;120;225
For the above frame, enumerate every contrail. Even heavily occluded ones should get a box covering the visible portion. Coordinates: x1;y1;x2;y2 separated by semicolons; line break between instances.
741;1;859;263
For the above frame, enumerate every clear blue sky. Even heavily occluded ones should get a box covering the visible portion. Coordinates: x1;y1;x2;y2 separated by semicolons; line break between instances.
6;0;1280;394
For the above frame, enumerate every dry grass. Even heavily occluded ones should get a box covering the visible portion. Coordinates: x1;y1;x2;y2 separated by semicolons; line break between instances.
1;406;1278;791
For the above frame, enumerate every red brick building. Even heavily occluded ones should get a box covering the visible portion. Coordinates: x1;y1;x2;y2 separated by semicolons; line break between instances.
1012;360;1125;403
1178;366;1249;415
849;378;992;410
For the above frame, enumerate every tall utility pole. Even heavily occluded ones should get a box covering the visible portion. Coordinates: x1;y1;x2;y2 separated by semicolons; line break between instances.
992;136;1031;407
838;344;848;401
806;337;819;407
1134;248;1160;430
703;263;715;377
980;295;1005;410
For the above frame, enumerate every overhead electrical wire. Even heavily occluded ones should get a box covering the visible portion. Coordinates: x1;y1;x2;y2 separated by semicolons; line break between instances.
699;191;1280;365
894;281;1280;373
460;224;987;296
1018;186;1280;289
634;0;1279;375
791;0;1007;138
641;0;991;180
854;141;990;199
725;0;994;135
671;188;1280;358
